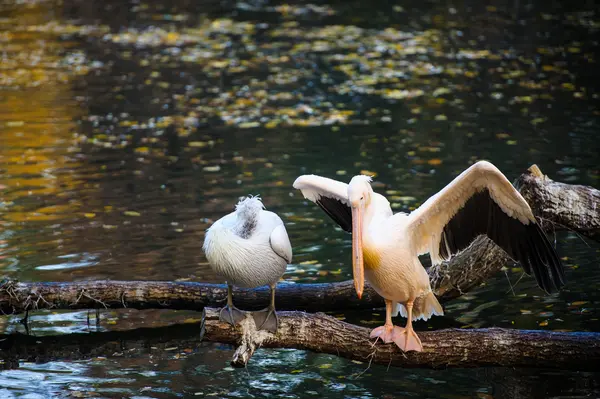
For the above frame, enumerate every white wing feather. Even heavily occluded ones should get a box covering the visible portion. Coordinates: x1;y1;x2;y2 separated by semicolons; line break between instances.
270;223;293;263
406;161;536;264
293;175;350;204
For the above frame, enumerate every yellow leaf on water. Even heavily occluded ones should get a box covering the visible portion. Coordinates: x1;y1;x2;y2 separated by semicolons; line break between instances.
84;213;96;218
562;83;575;91
239;122;260;129
318;363;332;369
360;169;377;177
124;211;141;217
427;159;442;166
299;260;318;265
539;320;549;326
264;120;279;129
188;141;207;148
571;301;588;306
134;146;150;154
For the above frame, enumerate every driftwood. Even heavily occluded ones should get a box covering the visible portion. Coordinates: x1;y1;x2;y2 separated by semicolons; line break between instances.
516;164;600;241
0;165;599;369
200;309;600;370
2;310;598;371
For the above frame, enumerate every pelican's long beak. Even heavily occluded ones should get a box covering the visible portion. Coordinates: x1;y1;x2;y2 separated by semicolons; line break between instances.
351;205;364;299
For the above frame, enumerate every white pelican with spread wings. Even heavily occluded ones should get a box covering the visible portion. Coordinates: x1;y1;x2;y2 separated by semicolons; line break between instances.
293;161;565;352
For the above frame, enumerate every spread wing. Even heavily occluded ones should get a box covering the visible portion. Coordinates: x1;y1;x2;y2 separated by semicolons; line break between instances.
270;223;293;263
406;161;565;293
293;174;352;232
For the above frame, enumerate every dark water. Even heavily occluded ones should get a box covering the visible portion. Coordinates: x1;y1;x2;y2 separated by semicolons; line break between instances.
0;0;599;397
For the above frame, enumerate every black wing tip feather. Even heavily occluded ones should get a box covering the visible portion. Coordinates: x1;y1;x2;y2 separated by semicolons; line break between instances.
438;189;566;295
315;196;352;233
528;223;566;294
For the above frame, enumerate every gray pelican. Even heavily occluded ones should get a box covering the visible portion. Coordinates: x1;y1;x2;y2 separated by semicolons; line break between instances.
293;161;565;351
203;196;292;332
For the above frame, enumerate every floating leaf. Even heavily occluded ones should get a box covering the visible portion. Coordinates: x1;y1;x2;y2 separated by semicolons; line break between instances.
134;146;150;154
571;301;588;306
6;121;25;127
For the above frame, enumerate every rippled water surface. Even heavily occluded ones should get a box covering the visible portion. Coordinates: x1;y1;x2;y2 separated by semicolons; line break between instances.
0;0;599;397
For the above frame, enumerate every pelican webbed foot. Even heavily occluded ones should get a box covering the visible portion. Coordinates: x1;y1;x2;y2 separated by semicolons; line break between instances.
370;324;406;344
219;304;246;326
392;326;423;352
252;283;279;333
252;307;278;333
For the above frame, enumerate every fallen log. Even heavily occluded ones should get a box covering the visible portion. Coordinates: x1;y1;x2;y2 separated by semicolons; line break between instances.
1;165;597;316
4;309;598;371
0;279;382;315
199;309;600;370
0;308;600;371
516;164;600;241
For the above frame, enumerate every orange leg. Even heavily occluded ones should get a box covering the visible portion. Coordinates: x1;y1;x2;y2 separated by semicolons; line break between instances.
392;301;423;352
369;299;405;344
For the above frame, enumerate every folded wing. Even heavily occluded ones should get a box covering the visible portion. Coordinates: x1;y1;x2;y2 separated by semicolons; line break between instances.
406;161;565;293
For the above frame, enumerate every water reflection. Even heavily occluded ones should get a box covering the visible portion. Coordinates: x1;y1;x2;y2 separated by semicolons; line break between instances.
0;0;599;397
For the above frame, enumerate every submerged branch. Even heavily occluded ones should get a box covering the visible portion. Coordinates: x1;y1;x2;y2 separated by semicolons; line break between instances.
0;165;598;315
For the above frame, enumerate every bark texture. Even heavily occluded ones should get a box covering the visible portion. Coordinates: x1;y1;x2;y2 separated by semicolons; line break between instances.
516;164;600;241
200;309;600;370
3;310;599;371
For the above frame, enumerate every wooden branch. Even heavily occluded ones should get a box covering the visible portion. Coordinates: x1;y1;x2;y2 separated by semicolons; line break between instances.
0;165;597;315
3;309;599;371
0;279;385;315
516;164;600;241
202;309;600;370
